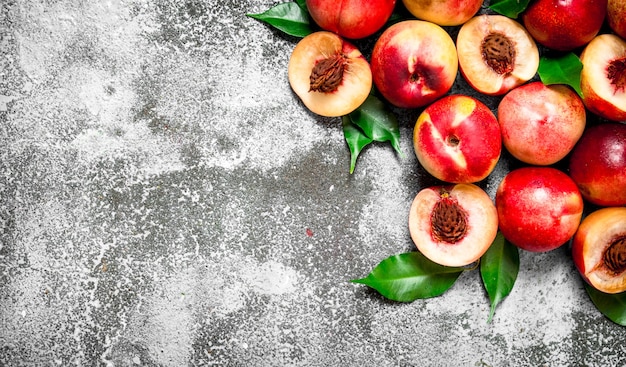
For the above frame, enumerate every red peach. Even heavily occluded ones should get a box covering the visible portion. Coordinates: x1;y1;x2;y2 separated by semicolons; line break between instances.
521;0;607;51
497;81;586;166
413;95;501;184
371;20;458;109
608;0;626;39
402;0;482;26
568;123;626;207
306;0;396;40
496;167;584;252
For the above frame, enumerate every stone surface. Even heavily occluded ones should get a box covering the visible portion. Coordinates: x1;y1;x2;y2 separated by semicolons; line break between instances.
1;0;625;366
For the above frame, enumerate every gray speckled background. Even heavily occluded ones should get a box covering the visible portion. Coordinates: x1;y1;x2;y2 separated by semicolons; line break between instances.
1;0;625;366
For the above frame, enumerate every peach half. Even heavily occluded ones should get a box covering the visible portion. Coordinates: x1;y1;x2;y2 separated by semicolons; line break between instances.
572;207;626;294
288;31;372;117
408;184;498;267
579;34;626;122
413;95;501;184
456;15;539;96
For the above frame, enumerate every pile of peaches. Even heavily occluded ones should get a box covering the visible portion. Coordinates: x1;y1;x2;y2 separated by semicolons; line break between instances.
252;0;626;315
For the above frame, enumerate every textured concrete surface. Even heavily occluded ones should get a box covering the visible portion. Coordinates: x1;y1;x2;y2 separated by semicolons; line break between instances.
1;0;625;366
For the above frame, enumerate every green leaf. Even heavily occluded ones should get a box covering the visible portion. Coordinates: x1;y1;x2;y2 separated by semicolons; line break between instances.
488;0;531;18
342;116;373;174
480;232;520;323
247;2;312;38
584;283;626;326
351;252;464;302
294;0;308;12
348;94;403;157
538;53;584;98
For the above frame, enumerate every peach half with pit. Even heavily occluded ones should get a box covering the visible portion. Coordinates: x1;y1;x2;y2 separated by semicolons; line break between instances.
456;15;539;96
572;207;626;294
579;34;626;122
370;20;458;109
413;95;501;184
306;0;396;40
408;183;498;267
495;167;584;253
288;31;372;117
497;81;586;166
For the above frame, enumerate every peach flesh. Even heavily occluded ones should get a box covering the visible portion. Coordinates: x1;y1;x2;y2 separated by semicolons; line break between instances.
497;81;586;166
456;15;539;96
288;31;372;117
408;184;498;267
370;20;458;109
572;207;626;294
495;167;583;253
413;95;501;184
579;34;626;121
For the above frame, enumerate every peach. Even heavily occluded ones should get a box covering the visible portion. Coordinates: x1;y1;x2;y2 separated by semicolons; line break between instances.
408;184;498;267
568;123;626;207
306;0;396;39
370;20;458;109
288;31;372;117
497;81;586;166
401;0;482;26
579;34;626;122
572;207;626;294
413;95;501;184
608;0;626;39
456;15;539;96
521;0;607;51
495;167;584;252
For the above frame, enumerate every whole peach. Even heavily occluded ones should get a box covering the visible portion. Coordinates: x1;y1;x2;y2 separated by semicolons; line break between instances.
521;0;607;51
306;0;396;39
568;123;626;207
402;0;482;26
608;0;626;39
371;20;458;109
413;95;501;184
496;167;584;252
497;81;586;165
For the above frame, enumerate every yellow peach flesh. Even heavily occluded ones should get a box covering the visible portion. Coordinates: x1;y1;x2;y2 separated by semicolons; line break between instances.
408;184;498;267
288;31;372;117
574;207;626;294
580;34;626;121
457;15;539;96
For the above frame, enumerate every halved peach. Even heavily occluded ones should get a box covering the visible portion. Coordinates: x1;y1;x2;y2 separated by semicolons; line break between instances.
408;183;498;267
572;207;626;294
288;31;372;117
456;15;539;96
580;34;626;122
